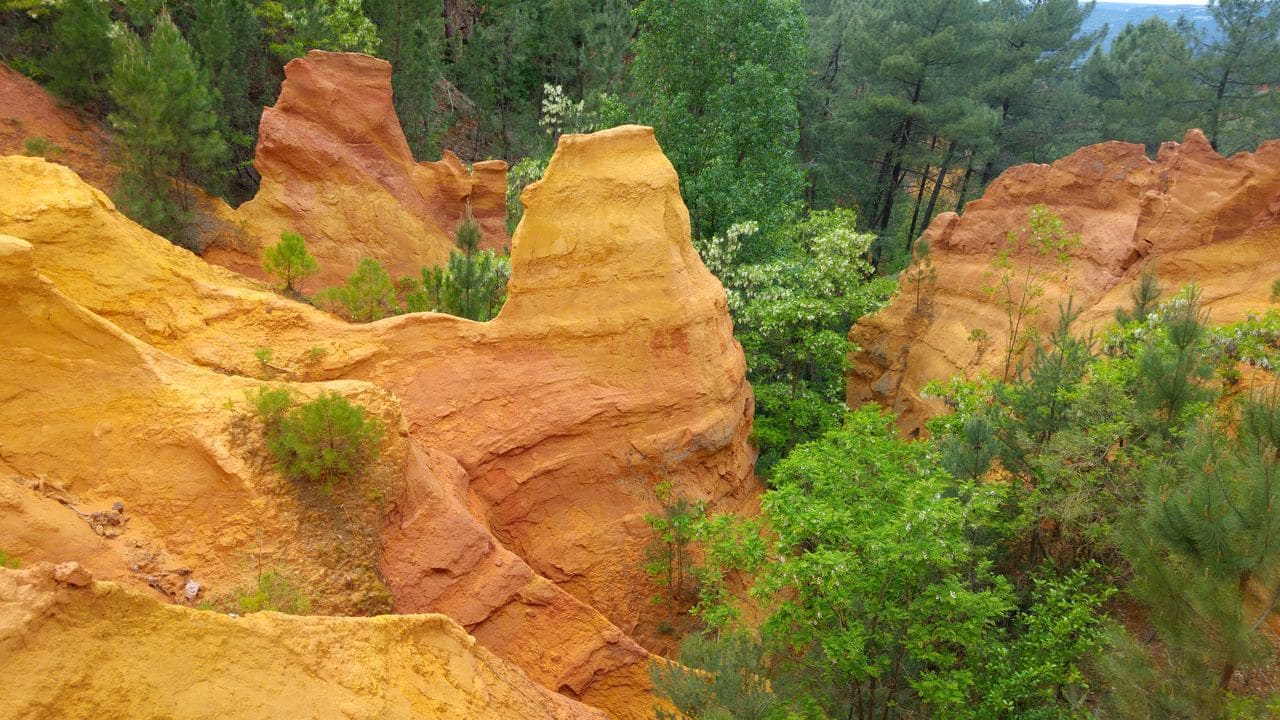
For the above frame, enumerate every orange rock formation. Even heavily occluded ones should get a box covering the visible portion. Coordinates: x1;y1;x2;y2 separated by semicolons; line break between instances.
0;125;755;718
849;130;1280;433
0;565;607;720
216;51;509;290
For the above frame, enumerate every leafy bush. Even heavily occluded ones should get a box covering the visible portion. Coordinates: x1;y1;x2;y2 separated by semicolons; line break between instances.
261;392;383;491
696;210;894;473
661;406;1108;719
262;231;318;296
505;156;548;234
981;204;1080;381
0;548;18;569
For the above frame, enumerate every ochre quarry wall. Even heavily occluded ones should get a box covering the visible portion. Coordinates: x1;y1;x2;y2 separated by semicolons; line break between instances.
0;125;755;718
849;130;1280;434
0;565;606;720
213;51;509;290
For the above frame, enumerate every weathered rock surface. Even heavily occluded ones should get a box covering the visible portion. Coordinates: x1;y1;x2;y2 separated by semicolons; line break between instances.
849;130;1280;432
218;51;508;290
0;565;606;720
0;63;116;190
0;230;402;615
1;125;754;718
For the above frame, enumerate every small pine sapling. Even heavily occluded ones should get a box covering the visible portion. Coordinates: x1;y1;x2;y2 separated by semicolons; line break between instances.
983;204;1080;381
262;231;318;297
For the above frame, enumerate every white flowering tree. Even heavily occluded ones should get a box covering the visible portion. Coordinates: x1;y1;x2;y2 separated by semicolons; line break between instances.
695;209;894;471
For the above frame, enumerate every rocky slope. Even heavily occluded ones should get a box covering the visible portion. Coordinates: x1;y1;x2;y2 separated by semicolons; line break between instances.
849;130;1280;433
214;51;509;290
0;125;755;718
0;564;606;720
0;64;116;190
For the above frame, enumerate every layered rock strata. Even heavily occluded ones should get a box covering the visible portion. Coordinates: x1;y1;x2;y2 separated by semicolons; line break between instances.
849;130;1280;432
0;565;606;720
219;51;509;290
0;125;755;718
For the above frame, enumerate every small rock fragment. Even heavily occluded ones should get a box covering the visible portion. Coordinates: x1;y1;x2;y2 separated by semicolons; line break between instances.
183;580;201;601
53;561;93;587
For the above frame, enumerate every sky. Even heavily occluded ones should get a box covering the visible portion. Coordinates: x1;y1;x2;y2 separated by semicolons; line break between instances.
1095;1;1208;5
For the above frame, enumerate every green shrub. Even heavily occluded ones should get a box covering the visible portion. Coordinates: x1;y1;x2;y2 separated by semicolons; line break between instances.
251;386;293;432
265;393;383;491
314;258;399;322
22;136;62;158
0;548;18;569
253;346;275;375
232;568;311;615
262;231;318;296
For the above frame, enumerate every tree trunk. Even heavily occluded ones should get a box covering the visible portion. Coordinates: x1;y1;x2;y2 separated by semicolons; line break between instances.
923;140;957;224
956;156;976;213
906;163;931;252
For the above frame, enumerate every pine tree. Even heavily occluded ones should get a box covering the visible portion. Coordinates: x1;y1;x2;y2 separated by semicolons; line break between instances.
1115;265;1163;325
262;231;319;297
1185;0;1280;154
42;0;114;110
187;0;272;198
1106;387;1280;716
419;210;509;321
1133;285;1216;441
632;0;806;259
1081;17;1200;152
316;258;399;322
975;0;1101;185
109;13;227;245
364;0;445;158
805;0;991;250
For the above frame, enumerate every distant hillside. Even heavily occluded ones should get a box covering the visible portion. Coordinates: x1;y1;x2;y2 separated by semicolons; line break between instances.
1082;2;1216;47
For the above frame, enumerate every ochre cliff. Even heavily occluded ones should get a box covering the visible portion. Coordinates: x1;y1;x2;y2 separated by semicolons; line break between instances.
0;125;755;718
849;130;1280;433
0;565;606;720
213;51;508;290
0;63;116;190
0;230;401;615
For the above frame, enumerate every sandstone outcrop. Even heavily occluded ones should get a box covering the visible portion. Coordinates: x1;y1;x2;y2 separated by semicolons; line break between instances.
1;125;755;717
218;51;509;291
849;130;1280;433
0;565;606;720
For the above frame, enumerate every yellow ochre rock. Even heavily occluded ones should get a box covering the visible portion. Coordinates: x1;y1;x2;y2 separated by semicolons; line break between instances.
0;564;606;720
0;125;755;719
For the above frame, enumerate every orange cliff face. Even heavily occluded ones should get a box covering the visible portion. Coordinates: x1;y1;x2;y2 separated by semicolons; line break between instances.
849;130;1280;433
210;51;509;291
0;126;756;719
0;54;508;288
